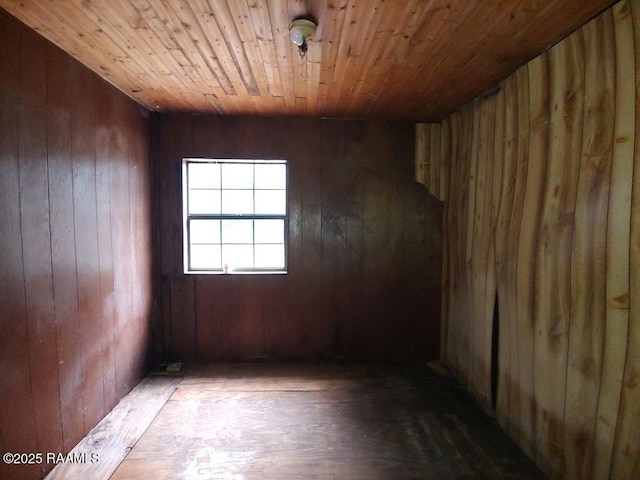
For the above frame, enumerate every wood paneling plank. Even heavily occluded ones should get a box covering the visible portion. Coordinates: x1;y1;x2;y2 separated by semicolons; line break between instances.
127;102;151;381
444;109;466;378
72;64;105;434
414;123;430;189
157;0;228;93
344;122;367;358
524;51;554;471
94;82;118;415
236;276;267;360
564;12;614;478
320;121;347;357
456;106;474;385
490;83;506;423
276;124;304;359
200;0;260;99
298;121;325;358
531;30;584;478
445;111;460;375
29;0;179;109
361;123;395;358
170;276;197;360
19;26;64;460
480;97;497;409
245;0;282;98
225;0;271;99
91;0;216;110
322;0;362;116
466;100;482;400
47;44;85;454
315;0;349;112
170;115;196;361
430;123;443;200
593;2;634;478
110;95;136;398
439;118;451;365
195;277;221;362
337;0;391;115
385;123;411;358
127;0;212;112
148;0;231;113
494;77;516;437
505;70;527;447
610;1;640;478
0;12;39;479
513;60;542;459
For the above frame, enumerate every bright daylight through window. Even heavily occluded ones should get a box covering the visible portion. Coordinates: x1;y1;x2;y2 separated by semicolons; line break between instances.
183;159;287;274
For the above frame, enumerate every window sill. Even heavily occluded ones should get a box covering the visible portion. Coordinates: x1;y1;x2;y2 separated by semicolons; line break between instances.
183;270;288;275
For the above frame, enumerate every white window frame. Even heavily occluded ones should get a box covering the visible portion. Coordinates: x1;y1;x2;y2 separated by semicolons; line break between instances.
182;158;288;274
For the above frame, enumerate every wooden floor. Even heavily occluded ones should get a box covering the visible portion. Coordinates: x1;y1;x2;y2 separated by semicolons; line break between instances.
48;363;545;479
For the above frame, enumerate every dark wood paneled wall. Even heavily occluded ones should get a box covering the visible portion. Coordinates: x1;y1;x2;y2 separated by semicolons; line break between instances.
154;115;442;362
431;1;640;478
0;10;152;480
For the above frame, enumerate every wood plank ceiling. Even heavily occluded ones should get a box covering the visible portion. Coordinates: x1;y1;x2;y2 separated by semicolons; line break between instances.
0;0;614;121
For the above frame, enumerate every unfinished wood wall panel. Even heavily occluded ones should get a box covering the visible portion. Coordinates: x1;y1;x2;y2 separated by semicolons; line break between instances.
154;116;443;362
414;123;445;200
0;11;152;480
611;2;640;477
437;1;639;478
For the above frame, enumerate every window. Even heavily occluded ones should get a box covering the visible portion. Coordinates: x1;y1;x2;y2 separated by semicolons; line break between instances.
182;159;287;274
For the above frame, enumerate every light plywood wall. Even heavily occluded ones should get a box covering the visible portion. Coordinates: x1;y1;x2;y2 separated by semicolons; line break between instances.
427;1;640;478
415;123;445;201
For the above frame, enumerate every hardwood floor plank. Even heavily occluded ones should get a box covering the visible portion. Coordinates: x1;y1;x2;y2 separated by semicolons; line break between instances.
45;376;180;480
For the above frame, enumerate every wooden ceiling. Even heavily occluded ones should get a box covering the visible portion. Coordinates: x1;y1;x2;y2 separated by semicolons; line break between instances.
0;0;614;121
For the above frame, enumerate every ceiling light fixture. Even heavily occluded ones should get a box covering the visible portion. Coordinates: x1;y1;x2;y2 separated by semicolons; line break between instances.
289;18;317;58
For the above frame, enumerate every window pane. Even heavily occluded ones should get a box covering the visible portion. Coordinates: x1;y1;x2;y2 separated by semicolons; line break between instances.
255;244;285;268
255;219;284;243
190;219;220;244
221;163;253;188
222;190;254;214
184;159;288;273
255;163;286;189
189;189;221;214
190;244;221;269
255;190;286;214
188;163;220;188
221;219;253;244
222;244;253;269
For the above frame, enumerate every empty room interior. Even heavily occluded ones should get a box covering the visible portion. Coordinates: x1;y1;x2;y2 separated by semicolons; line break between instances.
0;0;638;479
